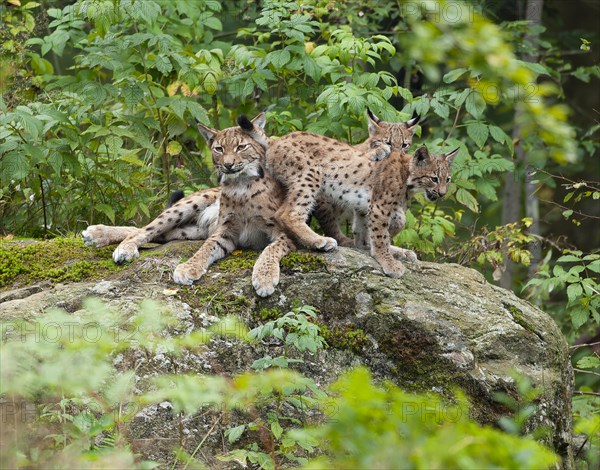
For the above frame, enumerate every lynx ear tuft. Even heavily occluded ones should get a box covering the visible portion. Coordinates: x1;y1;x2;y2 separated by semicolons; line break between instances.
367;108;381;124
442;147;460;165
406;114;420;129
237;114;254;131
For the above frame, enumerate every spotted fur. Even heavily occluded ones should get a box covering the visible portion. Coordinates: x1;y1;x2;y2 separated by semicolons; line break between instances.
172;113;295;297
264;112;418;256
82;113;293;297
353;145;458;276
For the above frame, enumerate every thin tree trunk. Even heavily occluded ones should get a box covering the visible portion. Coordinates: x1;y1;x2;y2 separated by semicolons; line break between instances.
500;0;543;289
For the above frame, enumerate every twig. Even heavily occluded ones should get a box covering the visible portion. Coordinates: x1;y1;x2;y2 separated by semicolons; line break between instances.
574;368;600;377
182;414;222;470
570;341;600;350
444;104;462;142
539;198;600;220
573;391;600;396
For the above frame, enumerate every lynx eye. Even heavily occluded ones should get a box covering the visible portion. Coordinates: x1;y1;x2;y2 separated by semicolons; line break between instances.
401;142;409;149
447;176;452;183
431;176;439;183
236;143;249;152
384;140;392;146
213;145;224;153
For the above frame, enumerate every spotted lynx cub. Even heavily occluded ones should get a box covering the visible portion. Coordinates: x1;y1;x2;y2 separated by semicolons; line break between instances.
83;113;293;297
82;187;221;260
171;114;295;297
343;145;458;277
265;112;423;277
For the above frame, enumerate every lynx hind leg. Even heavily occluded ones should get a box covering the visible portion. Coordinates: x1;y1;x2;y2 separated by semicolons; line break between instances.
313;200;354;248
173;232;235;285
113;189;220;264
82;225;141;248
352;211;369;250
252;233;294;297
277;177;337;252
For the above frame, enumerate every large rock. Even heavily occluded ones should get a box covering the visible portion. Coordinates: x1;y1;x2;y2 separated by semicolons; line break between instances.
0;239;573;466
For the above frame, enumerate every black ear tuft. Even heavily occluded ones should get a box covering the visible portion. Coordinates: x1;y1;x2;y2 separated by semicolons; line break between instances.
237;114;254;131
367;108;381;123
406;114;420;128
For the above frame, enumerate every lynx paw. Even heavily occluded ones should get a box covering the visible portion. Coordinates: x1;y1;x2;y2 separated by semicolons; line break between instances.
315;236;338;252
381;259;407;279
252;272;279;297
82;225;112;247
391;246;418;263
172;263;205;285
368;143;392;162
113;243;139;264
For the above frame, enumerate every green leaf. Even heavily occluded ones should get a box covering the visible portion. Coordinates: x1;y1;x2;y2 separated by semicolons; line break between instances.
271;421;283;440
155;55;172;75
47;152;63;175
166;141;182;156
467;122;489;148
226;424;246;444
489;125;506;144
96;204;116;224
567;283;583;302
204;16;222;31
105;135;123;154
1;153;30;181
576;356;600;369
303;56;321;82
571;309;589;330
268;49;291;69
465;91;486;119
455;188;479;213
443;68;468;83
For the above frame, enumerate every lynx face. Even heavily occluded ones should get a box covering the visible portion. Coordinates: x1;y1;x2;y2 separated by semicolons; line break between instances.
197;114;268;182
366;111;419;160
407;146;460;201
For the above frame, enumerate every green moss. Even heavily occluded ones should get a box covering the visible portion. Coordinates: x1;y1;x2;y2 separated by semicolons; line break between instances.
320;324;368;353
508;305;537;334
280;251;326;273
216;250;260;271
0;238;123;289
253;307;284;321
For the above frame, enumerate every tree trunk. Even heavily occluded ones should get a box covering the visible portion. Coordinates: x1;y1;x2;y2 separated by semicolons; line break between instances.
500;0;544;289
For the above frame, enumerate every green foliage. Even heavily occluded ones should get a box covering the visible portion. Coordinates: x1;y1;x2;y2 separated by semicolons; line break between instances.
526;250;599;334
293;367;558;469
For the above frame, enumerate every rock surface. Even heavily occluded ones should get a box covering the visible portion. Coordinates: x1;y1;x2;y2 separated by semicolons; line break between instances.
0;239;573;466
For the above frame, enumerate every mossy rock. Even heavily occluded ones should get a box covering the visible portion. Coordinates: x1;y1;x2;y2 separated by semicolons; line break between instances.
0;238;574;467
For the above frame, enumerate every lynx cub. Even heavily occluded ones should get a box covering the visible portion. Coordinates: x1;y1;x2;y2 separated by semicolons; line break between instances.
171;114;295;297
265;112;420;271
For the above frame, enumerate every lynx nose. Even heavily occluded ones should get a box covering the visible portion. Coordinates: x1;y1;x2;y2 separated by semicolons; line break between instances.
223;163;234;171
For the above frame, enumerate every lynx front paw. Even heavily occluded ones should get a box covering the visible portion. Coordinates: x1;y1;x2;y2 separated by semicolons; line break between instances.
380;259;407;279
82;225;112;247
172;263;205;285
391;246;418;263
315;236;338;252
368;143;392;162
113;243;139;264
252;270;279;298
